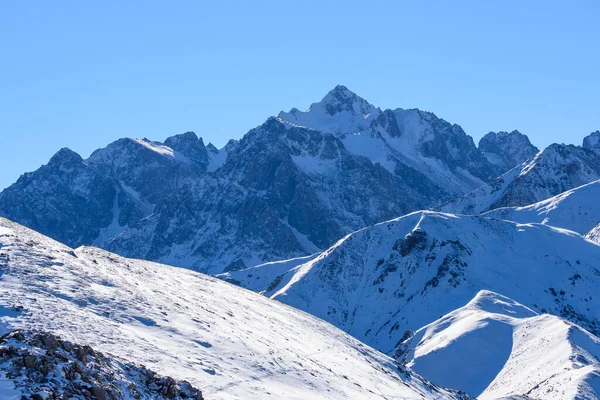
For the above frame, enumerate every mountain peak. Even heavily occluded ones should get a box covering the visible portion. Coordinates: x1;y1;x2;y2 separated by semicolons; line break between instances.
164;131;205;149
315;85;377;116
277;85;379;135
163;131;211;166
583;130;600;150
479;130;538;169
48;147;83;166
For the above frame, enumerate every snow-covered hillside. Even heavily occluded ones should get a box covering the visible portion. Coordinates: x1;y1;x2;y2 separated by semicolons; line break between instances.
0;217;467;400
399;290;600;399
440;143;600;214
483;179;600;234
222;211;600;360
586;224;600;244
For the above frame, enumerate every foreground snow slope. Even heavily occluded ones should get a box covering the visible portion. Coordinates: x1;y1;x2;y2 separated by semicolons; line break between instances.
483;179;600;234
400;290;600;399
222;211;600;358
0;218;465;400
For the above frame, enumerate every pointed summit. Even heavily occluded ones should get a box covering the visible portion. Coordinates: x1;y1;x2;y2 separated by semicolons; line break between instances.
48;147;83;166
314;85;378;116
278;85;380;134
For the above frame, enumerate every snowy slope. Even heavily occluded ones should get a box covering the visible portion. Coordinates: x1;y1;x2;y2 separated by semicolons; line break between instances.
440;143;600;214
224;211;600;360
399;290;600;399
0;217;466;400
483;179;600;234
586;224;600;244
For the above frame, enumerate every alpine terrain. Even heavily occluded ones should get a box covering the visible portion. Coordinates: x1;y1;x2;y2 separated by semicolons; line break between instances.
0;86;538;274
1;86;600;399
0;217;469;400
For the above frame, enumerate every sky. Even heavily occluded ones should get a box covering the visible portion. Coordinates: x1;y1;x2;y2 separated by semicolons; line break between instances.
1;1;599;190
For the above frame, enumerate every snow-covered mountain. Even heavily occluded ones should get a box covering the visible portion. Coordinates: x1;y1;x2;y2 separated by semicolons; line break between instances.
483;179;600;234
478;130;539;171
221;211;600;361
0;217;468;400
279;85;505;195
1;86;600;398
398;290;600;399
440;143;600;214
0;134;222;249
0;86;529;273
101;117;451;273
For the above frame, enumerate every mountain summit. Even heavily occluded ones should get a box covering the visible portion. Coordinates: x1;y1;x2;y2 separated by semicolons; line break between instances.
479;130;539;170
311;84;379;116
583;130;600;153
279;85;380;135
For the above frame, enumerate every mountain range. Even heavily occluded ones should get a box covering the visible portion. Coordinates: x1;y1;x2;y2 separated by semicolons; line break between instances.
2;85;600;399
0;85;552;274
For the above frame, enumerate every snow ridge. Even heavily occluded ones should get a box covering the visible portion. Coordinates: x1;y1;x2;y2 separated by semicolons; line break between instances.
483;179;600;234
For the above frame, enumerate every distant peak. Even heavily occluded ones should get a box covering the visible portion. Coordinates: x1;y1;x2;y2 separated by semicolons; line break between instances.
479;130;537;149
164;131;203;146
48;147;83;165
181;131;199;140
482;130;524;139
316;85;377;116
583;131;600;150
330;84;352;96
162;131;211;165
206;142;219;153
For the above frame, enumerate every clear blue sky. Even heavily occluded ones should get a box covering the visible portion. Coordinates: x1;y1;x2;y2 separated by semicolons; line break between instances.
1;1;599;190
